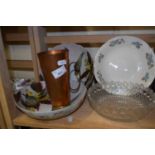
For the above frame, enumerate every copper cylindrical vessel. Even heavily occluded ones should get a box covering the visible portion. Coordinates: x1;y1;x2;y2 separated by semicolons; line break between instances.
38;49;70;109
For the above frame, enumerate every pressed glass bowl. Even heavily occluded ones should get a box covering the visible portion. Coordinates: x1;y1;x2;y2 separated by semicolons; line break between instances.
88;83;155;122
101;81;145;96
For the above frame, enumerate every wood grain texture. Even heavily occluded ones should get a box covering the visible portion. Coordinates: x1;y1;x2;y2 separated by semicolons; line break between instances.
13;98;155;129
0;66;13;128
0;102;6;128
33;27;47;52
45;34;155;44
7;60;33;70
0;28;16;128
32;27;48;80
5;33;29;42
28;27;40;81
45;26;155;32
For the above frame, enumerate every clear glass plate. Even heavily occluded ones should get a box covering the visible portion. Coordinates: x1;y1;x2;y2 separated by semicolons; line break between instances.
88;83;155;122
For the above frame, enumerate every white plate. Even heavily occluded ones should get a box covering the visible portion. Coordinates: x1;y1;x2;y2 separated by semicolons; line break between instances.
15;82;87;120
94;36;155;94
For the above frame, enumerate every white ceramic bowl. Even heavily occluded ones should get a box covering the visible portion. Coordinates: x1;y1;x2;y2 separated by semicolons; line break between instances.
15;82;86;120
94;36;155;95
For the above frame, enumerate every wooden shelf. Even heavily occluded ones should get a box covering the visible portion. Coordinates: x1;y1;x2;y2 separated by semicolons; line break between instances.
45;34;155;44
4;30;155;44
13;98;155;129
2;26;155;128
7;60;33;70
5;33;29;42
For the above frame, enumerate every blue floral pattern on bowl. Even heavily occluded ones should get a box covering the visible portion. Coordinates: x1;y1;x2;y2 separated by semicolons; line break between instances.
146;53;154;69
97;71;104;82
95;36;155;91
142;72;149;82
132;41;143;49
98;53;104;63
109;38;125;47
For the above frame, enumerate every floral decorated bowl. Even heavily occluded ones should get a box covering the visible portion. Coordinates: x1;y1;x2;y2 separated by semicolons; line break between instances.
94;36;155;95
14;81;87;120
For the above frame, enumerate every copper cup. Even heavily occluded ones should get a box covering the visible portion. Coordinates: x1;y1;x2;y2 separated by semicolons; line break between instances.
38;49;70;109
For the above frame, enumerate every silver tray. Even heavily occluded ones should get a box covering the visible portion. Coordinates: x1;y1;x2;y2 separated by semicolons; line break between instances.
88;83;155;122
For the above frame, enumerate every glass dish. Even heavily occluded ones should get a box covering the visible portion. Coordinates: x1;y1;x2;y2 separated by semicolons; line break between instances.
88;83;155;122
101;81;145;96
